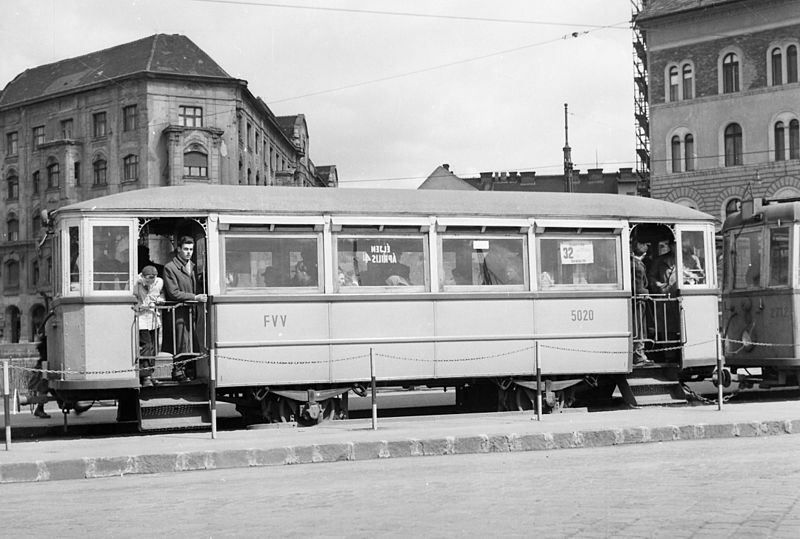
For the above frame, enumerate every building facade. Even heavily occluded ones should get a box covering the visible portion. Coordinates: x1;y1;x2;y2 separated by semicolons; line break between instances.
0;34;337;342
636;0;800;223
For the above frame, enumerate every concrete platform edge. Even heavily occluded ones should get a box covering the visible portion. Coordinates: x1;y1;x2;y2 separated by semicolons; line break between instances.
1;418;798;484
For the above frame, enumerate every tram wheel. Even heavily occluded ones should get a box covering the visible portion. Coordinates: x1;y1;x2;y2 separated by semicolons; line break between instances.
514;386;536;411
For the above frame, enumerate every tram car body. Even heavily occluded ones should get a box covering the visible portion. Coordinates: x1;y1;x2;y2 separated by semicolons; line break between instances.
722;198;800;388
42;186;719;428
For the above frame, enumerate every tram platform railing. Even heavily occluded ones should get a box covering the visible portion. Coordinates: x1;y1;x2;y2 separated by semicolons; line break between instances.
132;301;205;379
632;294;684;347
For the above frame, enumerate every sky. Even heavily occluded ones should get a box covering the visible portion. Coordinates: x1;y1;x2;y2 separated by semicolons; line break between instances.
1;0;637;188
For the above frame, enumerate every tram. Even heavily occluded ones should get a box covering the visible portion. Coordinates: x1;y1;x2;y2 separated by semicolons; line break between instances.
722;197;800;388
40;185;719;429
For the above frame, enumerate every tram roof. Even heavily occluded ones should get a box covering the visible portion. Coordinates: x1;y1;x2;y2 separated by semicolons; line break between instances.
722;198;800;230
57;185;714;223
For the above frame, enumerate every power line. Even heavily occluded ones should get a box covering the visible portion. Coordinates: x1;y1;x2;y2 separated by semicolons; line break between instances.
189;0;631;29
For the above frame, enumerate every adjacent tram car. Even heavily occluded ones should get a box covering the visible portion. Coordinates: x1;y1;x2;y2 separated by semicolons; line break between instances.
722;198;800;388
41;186;719;429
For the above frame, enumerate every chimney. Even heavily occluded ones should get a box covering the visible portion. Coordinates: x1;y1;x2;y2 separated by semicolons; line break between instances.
442;164;450;171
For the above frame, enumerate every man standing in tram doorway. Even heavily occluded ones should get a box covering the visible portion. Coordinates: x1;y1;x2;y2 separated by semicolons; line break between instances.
631;237;653;366
163;235;207;382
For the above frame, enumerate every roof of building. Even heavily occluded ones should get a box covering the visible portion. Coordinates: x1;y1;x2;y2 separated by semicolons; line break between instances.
636;0;745;23
276;115;302;141
0;34;233;108
418;165;477;191
56;185;714;223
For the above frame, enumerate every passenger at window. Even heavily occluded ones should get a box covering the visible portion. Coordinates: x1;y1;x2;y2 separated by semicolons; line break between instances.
681;243;705;285
292;260;315;285
482;244;523;285
163;235;207;382
384;262;411;286
648;239;677;295
133;265;164;387
338;266;359;287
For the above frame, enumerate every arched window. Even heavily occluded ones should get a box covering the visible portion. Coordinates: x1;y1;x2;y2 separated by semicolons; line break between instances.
47;161;60;189
725;198;741;216
184;151;208;178
684;134;695;171
5;305;21;343
724;123;742;166
775;121;786;161
669;66;679;101
93;159;107;186
772;48;783;85
6;172;18;200
682;64;693;99
722;53;740;93
671;136;681;172
7;216;19;241
788;45;798;83
790;119;800;160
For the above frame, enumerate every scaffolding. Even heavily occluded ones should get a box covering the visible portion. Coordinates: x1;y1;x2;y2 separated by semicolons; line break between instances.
632;0;651;197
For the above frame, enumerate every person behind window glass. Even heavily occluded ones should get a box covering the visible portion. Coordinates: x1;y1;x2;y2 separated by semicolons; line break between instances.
481;243;523;285
133;265;164;387
162;236;207;382
681;242;705;285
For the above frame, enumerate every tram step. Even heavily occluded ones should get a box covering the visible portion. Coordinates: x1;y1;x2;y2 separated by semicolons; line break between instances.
139;386;210;431
614;377;687;407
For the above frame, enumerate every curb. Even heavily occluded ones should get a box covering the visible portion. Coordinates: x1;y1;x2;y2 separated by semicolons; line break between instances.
2;418;798;484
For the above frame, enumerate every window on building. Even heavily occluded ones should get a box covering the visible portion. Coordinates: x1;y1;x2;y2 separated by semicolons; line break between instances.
255;132;260;154
123;154;139;181
725;198;741;217
772;48;783;85
183;151;208;178
722;52;740;93
788;45;798;83
682;64;693;99
32;260;40;288
775;121;786;161
32;126;45;149
7;217;19;241
671;136;681;173
790;119;800;160
247;123;253;151
93;159;107;186
179;106;203;127
5;260;20;290
685;134;695;171
61;119;73;139
247;168;252;185
74;161;81;186
32;170;40;195
7;173;18;200
724;123;743;166
47;162;60;189
32;212;41;239
93;112;107;138
123;105;138;132
6;131;18;155
668;66;679;101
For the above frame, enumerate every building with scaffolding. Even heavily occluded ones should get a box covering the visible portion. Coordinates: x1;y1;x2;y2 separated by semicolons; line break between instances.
634;0;800;224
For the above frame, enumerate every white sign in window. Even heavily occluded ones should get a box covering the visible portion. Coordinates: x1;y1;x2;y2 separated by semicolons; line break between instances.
560;241;594;265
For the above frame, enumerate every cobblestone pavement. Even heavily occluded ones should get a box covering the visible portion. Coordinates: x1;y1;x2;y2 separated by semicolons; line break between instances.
3;435;799;538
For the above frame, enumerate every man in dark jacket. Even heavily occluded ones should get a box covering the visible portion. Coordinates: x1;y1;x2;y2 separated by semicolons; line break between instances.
163;236;207;382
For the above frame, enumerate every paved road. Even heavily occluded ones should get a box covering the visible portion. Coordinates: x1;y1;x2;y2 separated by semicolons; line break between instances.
4;435;799;537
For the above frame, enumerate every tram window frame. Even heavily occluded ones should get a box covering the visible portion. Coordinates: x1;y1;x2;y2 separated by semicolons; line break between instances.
63;222;81;296
88;220;134;294
536;230;622;290
729;228;763;290
334;227;429;293
220;228;322;294
438;231;528;292
767;225;791;288
676;227;713;289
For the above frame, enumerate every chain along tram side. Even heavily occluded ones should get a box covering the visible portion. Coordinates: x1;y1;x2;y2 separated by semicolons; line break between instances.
36;186;720;429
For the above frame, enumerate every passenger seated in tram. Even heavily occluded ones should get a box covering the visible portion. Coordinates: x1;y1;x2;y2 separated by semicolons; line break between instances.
338;266;359;287
384;262;411;286
648;239;677;295
481;243;523;285
292;260;315;285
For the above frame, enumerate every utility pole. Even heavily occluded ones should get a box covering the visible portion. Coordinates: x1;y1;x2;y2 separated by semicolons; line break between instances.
563;103;574;193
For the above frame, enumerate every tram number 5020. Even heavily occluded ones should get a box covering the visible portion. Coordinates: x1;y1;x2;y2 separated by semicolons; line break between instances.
570;309;594;322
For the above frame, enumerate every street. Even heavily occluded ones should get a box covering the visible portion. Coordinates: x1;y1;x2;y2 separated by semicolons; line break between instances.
3;435;799;538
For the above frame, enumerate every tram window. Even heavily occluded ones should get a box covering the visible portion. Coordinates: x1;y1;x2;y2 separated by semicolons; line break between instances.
68;226;80;292
537;235;620;288
769;227;790;286
222;234;319;291
731;230;762;289
440;236;526;289
336;233;427;291
92;226;130;291
680;230;707;286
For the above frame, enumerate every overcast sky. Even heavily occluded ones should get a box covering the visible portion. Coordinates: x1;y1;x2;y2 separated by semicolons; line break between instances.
1;0;636;188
